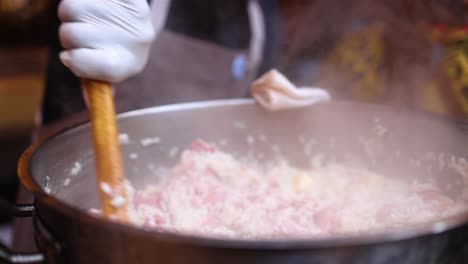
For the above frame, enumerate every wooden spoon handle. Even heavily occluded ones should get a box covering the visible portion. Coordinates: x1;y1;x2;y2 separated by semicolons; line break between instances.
83;79;129;221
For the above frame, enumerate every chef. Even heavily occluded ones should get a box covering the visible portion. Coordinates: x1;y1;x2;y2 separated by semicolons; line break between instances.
13;0;330;251
15;0;265;251
39;0;282;128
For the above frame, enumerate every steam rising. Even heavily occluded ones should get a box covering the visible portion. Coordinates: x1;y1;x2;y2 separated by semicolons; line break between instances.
33;1;468;243
277;0;468;192
280;0;467;114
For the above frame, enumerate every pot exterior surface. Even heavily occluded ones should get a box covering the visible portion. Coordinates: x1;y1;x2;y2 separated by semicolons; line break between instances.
35;201;468;264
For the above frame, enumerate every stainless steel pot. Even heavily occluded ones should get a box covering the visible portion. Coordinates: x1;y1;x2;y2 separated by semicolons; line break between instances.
1;99;468;263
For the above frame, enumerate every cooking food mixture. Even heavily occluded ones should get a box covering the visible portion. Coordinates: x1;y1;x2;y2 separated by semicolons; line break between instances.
98;140;465;239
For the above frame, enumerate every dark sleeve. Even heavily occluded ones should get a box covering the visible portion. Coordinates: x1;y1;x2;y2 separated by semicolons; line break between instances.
41;0;84;125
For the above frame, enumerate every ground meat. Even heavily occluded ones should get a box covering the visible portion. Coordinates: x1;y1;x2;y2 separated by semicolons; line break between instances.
104;140;467;239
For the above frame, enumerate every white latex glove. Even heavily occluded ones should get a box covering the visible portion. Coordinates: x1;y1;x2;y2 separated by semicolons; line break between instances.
58;0;155;83
251;69;331;111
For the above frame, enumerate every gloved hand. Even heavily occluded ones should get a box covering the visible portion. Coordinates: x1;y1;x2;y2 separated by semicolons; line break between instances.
58;0;155;83
251;69;330;111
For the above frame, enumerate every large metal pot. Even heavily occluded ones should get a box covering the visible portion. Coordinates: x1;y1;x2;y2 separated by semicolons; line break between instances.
1;99;468;263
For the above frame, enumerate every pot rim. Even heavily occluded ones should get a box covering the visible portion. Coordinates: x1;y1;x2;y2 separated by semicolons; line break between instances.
17;99;468;249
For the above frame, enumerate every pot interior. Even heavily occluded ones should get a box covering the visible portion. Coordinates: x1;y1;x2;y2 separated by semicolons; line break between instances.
27;100;468;230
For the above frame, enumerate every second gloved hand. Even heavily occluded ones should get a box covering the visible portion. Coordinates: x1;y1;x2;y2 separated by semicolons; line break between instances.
58;0;155;83
251;69;330;111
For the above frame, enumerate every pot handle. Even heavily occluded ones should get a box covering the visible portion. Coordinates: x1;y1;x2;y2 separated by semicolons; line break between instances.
0;244;44;264
0;198;44;264
0;199;34;218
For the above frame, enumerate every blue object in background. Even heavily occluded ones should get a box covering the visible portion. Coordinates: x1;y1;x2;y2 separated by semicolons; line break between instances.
232;54;247;80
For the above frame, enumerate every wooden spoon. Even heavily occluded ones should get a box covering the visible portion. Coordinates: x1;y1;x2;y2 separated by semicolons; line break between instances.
82;79;129;222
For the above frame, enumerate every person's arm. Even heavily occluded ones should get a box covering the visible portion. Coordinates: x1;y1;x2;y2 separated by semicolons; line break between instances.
151;0;171;34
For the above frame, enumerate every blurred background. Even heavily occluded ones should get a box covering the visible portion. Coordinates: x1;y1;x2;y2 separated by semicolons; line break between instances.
0;0;467;242
279;0;468;116
0;0;49;227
